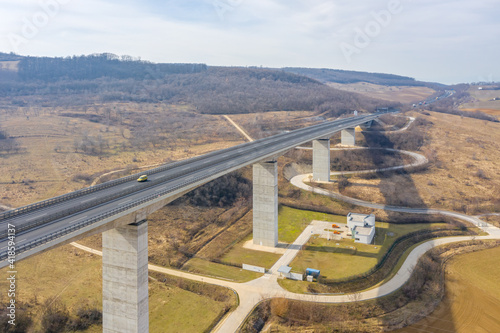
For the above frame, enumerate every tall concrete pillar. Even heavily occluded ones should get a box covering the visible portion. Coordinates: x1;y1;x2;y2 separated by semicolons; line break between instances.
312;138;331;182
253;161;278;247
103;220;149;333
360;120;373;129
341;127;356;146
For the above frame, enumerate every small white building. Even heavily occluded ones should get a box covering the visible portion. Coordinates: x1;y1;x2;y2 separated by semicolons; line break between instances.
347;213;376;244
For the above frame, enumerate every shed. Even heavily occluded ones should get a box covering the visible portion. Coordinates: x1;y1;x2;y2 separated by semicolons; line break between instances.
278;266;292;279
305;268;320;278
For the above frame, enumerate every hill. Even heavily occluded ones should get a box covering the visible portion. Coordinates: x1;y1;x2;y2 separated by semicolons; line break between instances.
281;67;446;90
0;53;396;116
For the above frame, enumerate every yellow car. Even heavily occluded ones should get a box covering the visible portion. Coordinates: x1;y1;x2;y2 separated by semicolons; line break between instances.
137;175;148;182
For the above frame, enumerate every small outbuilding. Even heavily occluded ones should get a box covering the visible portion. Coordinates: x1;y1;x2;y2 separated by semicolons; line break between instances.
305;268;320;278
278;265;292;279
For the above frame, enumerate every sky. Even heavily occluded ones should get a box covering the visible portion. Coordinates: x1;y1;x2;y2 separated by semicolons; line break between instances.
0;0;499;84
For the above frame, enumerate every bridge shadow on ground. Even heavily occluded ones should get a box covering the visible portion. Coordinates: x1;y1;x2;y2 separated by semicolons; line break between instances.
304;244;379;259
359;125;457;332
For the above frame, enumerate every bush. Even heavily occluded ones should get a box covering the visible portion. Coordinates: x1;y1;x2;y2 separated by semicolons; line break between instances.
187;171;251;207
474;169;488;179
71;173;93;183
0;306;32;333
41;300;70;333
67;306;102;330
337;176;350;192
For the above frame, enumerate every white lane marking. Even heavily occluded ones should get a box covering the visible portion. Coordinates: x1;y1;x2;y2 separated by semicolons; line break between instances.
118;199;132;205
81;198;94;203
1;238;28;249
26;213;47;222
72;215;88;223
124;185;135;189
182;166;190;171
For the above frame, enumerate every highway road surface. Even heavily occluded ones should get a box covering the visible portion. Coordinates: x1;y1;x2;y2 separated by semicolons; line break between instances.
0;113;380;267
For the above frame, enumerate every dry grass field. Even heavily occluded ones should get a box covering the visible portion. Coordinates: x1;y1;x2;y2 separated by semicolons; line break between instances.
327;82;436;104
395;245;500;333
228;110;323;139
460;85;500;114
2;101;498;331
0;104;243;207
0;245;235;332
341;111;500;214
0;60;19;71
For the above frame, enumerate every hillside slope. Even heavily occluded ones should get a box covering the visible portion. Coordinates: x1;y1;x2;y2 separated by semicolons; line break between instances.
282;67;446;90
0;53;396;116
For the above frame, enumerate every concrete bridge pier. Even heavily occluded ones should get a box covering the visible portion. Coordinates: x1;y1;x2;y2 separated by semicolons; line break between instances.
102;220;149;333
360;120;373;129
341;127;356;146
252;161;278;247
312;138;331;182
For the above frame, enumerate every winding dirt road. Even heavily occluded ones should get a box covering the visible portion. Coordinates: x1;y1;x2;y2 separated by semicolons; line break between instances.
68;115;500;332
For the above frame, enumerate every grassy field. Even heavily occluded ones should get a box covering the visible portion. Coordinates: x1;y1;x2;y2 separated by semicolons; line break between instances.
0;245;235;332
182;206;345;280
220;235;282;268
460;85;500;114
327;82;435;104
278;206;346;243
395;245;500;333
0;105;243;207
228;110;322;139
181;257;262;282
285;222;448;285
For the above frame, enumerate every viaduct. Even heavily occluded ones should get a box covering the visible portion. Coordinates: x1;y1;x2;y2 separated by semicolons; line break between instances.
0;113;378;332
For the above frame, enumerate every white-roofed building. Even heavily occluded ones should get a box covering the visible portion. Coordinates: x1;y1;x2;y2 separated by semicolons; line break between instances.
347;213;376;244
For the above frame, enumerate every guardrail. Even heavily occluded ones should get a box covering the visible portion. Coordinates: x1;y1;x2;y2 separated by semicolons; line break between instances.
0;115;375;226
0;131;266;222
0;125;314;238
0;114;380;261
0;170;212;262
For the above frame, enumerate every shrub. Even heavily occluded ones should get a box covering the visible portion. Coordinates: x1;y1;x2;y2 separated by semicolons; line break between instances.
474;169;488;179
67;306;102;330
41;300;70;333
187;171;251;207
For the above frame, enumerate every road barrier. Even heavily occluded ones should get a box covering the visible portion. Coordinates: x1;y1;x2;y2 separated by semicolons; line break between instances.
0;114;380;261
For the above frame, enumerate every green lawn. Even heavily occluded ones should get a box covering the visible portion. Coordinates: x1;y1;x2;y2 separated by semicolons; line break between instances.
278;206;346;243
182;257;263;282
288;222;448;281
221;235;282;269
0;246;235;333
149;282;229;333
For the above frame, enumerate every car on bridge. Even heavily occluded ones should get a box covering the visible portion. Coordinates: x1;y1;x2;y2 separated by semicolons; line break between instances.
137;175;148;182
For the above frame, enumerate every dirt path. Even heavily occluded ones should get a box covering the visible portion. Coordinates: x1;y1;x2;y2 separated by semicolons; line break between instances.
222;115;254;142
69;115;500;332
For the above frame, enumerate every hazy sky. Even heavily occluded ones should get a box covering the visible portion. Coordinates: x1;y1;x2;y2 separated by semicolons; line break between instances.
1;0;499;84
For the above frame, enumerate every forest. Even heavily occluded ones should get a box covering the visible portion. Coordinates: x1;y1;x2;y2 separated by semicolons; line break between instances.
282;67;446;89
0;53;394;116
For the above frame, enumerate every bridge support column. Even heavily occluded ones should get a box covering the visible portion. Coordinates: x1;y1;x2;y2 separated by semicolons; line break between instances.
253;161;278;247
360;120;373;129
341;127;356;146
312;138;331;182
102;220;148;333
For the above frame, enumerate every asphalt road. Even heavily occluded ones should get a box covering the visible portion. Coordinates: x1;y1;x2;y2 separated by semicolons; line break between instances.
0;113;380;265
